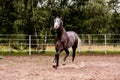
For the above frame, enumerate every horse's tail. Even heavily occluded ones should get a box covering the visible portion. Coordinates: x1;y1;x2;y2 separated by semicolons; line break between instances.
77;36;81;52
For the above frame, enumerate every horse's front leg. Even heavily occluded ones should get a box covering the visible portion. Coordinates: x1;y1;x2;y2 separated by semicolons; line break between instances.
53;51;60;68
62;49;69;65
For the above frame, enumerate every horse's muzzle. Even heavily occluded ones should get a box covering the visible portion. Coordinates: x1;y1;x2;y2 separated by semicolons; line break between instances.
53;26;58;30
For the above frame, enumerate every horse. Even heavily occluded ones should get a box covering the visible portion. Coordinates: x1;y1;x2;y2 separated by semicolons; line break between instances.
53;17;81;68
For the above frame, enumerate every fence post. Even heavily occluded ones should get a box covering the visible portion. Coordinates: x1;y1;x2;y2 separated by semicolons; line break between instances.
20;42;23;50
88;34;92;52
8;39;11;54
29;35;31;55
43;30;47;50
104;34;107;54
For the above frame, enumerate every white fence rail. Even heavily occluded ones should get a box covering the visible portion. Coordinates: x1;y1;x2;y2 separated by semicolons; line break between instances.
0;34;120;55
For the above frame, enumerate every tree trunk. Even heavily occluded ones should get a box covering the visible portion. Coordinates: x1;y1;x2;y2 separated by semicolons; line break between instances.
32;0;40;50
43;29;47;50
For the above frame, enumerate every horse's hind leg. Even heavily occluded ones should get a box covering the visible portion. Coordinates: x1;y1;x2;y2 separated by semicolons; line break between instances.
72;46;77;62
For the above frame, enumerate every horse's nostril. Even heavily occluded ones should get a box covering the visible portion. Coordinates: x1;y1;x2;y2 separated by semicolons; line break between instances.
54;26;58;30
54;27;56;30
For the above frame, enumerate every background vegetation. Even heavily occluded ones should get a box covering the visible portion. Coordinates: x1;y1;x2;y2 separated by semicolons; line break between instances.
0;0;120;54
0;0;120;35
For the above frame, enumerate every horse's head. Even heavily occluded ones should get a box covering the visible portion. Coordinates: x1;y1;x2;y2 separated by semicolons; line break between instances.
54;17;63;30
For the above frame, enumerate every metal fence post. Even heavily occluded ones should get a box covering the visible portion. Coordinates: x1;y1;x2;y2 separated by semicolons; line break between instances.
104;34;107;54
8;39;11;54
29;35;31;55
88;34;92;52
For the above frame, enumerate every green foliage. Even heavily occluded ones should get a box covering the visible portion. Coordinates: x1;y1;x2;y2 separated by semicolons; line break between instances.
110;12;120;34
0;0;120;35
82;0;111;34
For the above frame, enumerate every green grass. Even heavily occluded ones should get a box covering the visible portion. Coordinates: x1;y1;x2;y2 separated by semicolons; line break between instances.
0;45;120;56
77;51;120;55
0;50;120;56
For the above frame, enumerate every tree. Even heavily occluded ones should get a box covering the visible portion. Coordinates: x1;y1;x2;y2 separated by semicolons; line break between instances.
108;0;120;13
0;0;17;34
0;0;119;35
107;0;120;34
82;0;111;34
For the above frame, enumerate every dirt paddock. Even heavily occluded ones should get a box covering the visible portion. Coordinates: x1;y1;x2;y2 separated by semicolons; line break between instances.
0;55;120;80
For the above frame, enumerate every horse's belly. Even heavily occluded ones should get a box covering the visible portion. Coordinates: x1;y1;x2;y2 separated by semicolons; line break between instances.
68;39;74;45
67;40;74;48
67;31;77;48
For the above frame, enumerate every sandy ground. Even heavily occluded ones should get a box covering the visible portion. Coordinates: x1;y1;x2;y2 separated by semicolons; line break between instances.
0;55;120;80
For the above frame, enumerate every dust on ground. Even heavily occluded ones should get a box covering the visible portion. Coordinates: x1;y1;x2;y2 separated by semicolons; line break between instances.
0;55;120;80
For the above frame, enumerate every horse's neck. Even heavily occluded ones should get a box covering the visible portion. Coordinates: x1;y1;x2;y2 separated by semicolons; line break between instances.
56;26;66;39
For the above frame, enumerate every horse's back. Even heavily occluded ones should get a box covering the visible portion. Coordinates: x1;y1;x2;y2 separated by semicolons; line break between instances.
67;31;78;39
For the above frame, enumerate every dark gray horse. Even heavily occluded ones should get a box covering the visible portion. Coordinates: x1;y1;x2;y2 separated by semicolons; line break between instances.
53;17;81;68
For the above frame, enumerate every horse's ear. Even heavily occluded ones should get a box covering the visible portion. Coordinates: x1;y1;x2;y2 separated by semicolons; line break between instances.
53;16;56;19
60;17;62;19
56;16;59;18
54;16;58;19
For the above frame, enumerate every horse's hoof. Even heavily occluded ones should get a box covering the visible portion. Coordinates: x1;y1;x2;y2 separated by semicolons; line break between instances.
53;65;58;69
52;63;57;69
52;63;56;66
53;65;56;68
62;62;66;65
53;65;55;68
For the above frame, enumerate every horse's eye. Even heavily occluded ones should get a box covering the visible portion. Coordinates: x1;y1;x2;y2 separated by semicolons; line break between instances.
54;19;56;22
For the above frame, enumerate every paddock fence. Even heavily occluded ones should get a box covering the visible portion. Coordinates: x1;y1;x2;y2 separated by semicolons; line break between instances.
0;34;120;55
